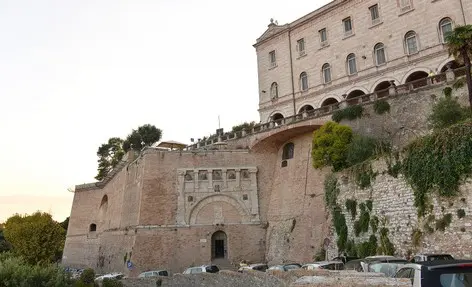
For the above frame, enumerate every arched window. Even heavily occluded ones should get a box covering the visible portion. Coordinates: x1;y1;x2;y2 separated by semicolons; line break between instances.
282;142;294;160
374;43;386;66
89;223;97;232
322;63;331;83
405;31;418;54
346;54;357;75
270;82;278;99
300;72;308;91
439;17;453;43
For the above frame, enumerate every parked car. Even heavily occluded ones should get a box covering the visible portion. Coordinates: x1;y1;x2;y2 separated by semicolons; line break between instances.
368;260;409;277
268;263;301;271
138;270;169;278
302;261;344;270
237;263;268;272
183;265;219;274
411;253;454;263
94;273;124;282
331;255;359;264
344;256;406;273
394;260;472;286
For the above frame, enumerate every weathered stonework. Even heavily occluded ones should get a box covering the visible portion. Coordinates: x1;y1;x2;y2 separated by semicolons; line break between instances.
62;0;472;275
331;159;472;260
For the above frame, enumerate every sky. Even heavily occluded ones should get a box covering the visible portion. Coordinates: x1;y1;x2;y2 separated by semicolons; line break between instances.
0;0;331;223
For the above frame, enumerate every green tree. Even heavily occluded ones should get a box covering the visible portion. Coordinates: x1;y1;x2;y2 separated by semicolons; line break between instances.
95;137;125;181
446;25;472;108
122;124;162;152
60;217;69;232
3;212;66;265
231;121;256;132
312;121;353;171
428;90;469;129
0;225;11;253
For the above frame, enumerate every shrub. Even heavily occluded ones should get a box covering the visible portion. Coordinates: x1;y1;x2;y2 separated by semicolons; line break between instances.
373;100;390;115
345;199;357;219
411;229;423;247
231;121;256;132
332;105;364;122
332;206;348;251
0;255;73;287
370;216;379;233
324;174;340;210
402;121;472;216
313;247;326;261
457;209;466;219
435;213;453;231
312;121;353;171
428;92;469;130
345;135;378;167
378;227;395;255
80;268;96;285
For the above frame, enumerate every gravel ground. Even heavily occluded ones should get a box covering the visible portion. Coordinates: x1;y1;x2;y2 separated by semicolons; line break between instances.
121;269;410;287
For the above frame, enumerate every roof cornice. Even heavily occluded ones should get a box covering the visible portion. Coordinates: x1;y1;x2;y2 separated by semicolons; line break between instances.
253;0;347;48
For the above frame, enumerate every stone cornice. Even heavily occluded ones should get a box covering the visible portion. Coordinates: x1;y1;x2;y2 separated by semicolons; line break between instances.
258;48;448;112
254;0;348;47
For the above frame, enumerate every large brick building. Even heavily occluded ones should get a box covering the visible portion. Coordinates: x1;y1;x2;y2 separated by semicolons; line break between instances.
62;0;470;274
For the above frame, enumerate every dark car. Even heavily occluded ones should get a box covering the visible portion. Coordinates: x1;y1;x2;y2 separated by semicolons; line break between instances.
268;263;301;271
394;259;472;286
411;253;454;263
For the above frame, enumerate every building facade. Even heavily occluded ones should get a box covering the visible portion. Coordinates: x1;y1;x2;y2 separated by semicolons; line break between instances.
62;0;471;275
254;0;469;122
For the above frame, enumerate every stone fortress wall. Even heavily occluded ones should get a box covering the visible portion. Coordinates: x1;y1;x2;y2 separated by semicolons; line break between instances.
62;0;472;275
254;0;469;122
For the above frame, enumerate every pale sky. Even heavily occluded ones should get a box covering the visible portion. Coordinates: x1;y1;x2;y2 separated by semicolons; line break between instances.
0;0;331;223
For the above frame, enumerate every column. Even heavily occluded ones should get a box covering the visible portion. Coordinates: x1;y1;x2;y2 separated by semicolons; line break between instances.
248;168;259;219
176;170;186;225
194;169;199;192
446;66;455;83
388;81;397;96
222;168;228;189
235;168;241;190
208;169;213;191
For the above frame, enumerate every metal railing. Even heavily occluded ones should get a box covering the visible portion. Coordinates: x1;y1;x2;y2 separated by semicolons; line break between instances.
189;66;466;150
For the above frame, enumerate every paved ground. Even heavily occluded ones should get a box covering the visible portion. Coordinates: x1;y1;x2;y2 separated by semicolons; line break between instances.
120;269;411;287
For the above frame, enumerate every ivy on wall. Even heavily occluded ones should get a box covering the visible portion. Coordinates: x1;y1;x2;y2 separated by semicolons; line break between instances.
332;105;364;122
402;120;472;216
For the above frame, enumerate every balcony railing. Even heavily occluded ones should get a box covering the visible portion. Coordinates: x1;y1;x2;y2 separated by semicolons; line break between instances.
188;66;466;150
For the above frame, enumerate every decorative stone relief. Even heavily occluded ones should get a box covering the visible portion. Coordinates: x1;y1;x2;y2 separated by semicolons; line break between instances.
176;167;260;226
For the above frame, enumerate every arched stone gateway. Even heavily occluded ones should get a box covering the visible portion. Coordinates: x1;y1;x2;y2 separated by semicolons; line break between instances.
271;113;284;125
440;60;463;73
211;231;227;259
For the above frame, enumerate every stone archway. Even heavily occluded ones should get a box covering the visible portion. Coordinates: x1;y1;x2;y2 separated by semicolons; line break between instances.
374;81;392;98
320;97;339;107
405;71;429;89
211;230;227;259
346;90;366;105
440;60;463;72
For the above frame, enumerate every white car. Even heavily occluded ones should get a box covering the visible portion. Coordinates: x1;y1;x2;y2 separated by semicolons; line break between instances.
138;270;169;278
302;261;344;270
94;272;124;282
183;265;219;274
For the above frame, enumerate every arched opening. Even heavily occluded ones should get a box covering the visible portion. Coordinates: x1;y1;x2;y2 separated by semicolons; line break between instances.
299;105;314;115
440;60;463;72
405;71;429;88
271;113;284;126
98;195;108;221
320;98;339;107
374;81;392;98
89;223;97;232
439;17;453;43
346;90;366;105
270;82;278;99
282;142;294;160
211;231;227;259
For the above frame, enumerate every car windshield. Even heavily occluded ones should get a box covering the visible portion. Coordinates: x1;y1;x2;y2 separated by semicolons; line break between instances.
424;267;472;287
429;255;454;261
368;262;407;277
205;265;219;273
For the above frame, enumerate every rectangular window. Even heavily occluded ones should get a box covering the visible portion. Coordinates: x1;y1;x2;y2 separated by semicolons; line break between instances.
269;50;276;68
297;38;306;56
319;28;327;43
343;17;353;35
369;5;380;24
400;0;412;11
